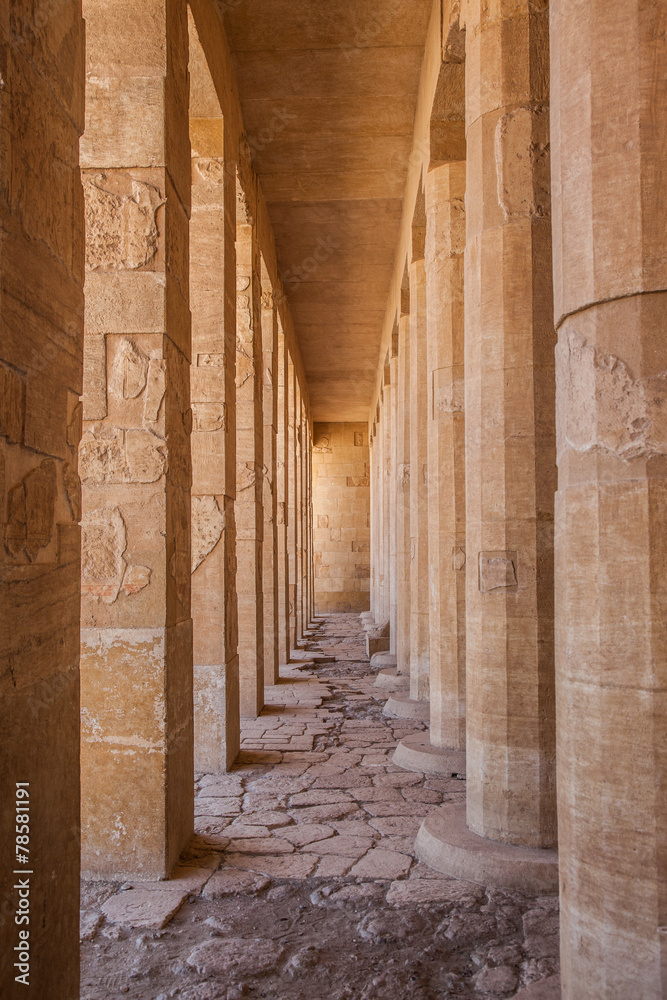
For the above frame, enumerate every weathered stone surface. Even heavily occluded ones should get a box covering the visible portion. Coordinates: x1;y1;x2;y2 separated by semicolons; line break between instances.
84;174;165;271
348;849;412;880
101;890;188;929
386;877;483;906
186;938;283;978
312;422;370;613
202;869;270;899
191;495;225;572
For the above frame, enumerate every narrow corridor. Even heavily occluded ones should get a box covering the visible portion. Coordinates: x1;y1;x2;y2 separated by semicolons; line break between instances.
80;616;559;1000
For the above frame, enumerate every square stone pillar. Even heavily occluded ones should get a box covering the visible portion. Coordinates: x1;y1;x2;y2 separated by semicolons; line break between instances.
396;312;412;675
235;193;264;718
299;401;309;634
294;389;305;642
79;0;194;880
369;422;377;616
409;254;430;702
276;328;290;661
0;3;84;992
261;274;279;683
551;0;667;994
426;161;467;751
189;16;239;773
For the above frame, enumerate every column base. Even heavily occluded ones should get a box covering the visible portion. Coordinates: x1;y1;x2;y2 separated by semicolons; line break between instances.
370;651;397;667
374;668;409;692
415;801;559;894
512;976;561;999
393;732;465;776
382;692;430;721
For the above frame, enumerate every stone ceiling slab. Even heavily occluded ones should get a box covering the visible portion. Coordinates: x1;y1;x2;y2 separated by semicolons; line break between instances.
219;0;433;420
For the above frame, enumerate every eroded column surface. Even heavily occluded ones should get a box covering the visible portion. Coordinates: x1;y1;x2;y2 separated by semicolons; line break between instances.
409;255;430;702
79;0;193;879
426;161;466;750
463;0;556;847
551;1;667;995
236;197;264;718
189;31;239;773
389;335;400;654
261;276;279;684
0;3;84;993
396;313;412;676
276;328;290;662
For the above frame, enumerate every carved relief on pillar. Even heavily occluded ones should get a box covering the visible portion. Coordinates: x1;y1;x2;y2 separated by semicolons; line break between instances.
80;506;150;603
3;379;81;566
83;173;165;271
191;495;225;573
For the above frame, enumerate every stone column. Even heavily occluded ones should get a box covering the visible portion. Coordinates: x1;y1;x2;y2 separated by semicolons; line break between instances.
287;357;298;648
416;0;558;892
189;20;239;772
381;380;392;627
276;327;290;660
0;3;84;992
369;421;378;617
395;161;467;775
386;243;431;721
395;313;412;683
408;253;430;706
79;0;193;880
389;331;400;655
235;194;264;718
426;162;466;751
551;1;667;994
261;272;279;684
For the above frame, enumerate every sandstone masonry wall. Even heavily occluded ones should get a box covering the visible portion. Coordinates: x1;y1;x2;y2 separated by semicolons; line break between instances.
312;422;370;614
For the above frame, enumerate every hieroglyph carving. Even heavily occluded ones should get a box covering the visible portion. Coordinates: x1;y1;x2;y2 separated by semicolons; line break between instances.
398;463;410;492
191;495;225;573
79;428;167;484
556;329;667;462
237;463;258;492
110;338;166;424
4;460;56;561
84;175;165;270
81;506;151;603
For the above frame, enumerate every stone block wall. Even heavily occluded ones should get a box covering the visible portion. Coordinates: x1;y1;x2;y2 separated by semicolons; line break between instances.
312;422;370;613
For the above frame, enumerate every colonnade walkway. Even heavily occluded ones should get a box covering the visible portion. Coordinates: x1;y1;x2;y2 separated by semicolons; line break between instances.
79;615;559;1000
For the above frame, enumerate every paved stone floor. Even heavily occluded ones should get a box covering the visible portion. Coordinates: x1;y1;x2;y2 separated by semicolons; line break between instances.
80;614;559;999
